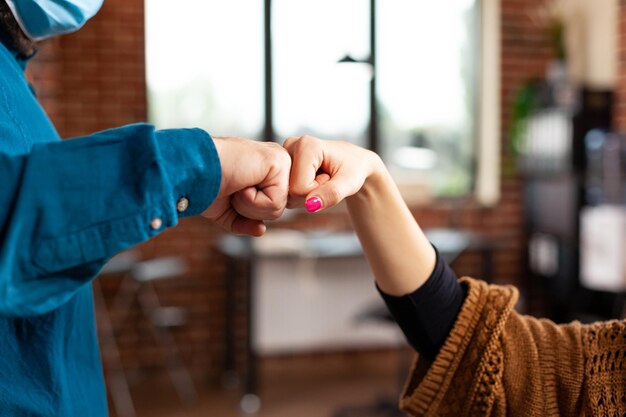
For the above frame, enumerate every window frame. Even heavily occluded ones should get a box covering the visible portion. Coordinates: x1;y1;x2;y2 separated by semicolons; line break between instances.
146;0;501;206
475;0;501;206
263;0;501;205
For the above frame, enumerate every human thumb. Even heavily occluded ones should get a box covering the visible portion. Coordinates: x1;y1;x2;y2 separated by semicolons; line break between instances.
304;176;351;213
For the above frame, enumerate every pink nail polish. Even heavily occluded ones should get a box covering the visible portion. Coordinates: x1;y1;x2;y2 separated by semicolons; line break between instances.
305;197;322;213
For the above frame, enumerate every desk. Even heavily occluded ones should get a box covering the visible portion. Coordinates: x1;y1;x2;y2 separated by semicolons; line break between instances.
217;229;495;412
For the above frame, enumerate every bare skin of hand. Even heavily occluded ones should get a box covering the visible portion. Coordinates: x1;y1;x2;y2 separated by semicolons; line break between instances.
202;137;291;236
284;135;436;296
283;135;382;210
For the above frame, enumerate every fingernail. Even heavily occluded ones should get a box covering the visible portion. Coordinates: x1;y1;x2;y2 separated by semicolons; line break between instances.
305;197;323;213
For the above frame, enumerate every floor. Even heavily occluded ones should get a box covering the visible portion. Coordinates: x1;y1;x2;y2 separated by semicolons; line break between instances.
111;349;412;417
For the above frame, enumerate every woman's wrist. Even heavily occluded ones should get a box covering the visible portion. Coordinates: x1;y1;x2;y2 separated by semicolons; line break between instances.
347;151;392;206
346;150;436;296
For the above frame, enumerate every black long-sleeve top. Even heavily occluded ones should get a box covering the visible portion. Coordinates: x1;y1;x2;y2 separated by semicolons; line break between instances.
378;247;466;361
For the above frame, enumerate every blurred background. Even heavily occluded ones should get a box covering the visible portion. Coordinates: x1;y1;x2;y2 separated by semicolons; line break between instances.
25;0;626;415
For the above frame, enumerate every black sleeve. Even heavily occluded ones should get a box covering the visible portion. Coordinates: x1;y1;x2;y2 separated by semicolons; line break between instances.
377;246;465;361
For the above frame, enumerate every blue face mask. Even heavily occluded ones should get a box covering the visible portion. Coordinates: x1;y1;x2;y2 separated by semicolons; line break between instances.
5;0;104;40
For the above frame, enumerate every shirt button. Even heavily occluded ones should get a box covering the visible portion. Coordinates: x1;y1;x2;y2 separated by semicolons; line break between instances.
150;217;163;230
176;197;189;213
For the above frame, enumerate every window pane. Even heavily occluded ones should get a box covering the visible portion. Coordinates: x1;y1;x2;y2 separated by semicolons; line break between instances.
146;0;264;138
378;0;479;196
273;0;370;146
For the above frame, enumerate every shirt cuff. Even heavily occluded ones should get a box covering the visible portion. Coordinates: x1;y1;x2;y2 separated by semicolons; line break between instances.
155;128;221;217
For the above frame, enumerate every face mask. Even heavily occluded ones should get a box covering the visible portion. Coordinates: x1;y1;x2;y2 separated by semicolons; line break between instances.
5;0;104;40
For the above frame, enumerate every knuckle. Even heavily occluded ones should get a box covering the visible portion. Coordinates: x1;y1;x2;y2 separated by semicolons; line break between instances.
268;208;285;220
276;145;291;163
295;135;312;147
262;142;282;156
326;185;342;206
283;137;298;148
286;136;320;161
289;181;310;196
300;135;320;149
265;145;292;170
289;137;304;152
264;141;284;155
268;193;287;210
267;141;283;151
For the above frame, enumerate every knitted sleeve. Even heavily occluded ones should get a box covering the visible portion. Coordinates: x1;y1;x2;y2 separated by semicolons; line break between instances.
398;277;626;417
581;319;626;415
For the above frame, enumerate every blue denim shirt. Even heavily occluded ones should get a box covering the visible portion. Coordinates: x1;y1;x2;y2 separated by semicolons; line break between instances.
0;42;221;415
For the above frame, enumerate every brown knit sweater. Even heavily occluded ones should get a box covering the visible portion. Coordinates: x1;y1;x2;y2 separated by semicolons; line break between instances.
399;277;626;416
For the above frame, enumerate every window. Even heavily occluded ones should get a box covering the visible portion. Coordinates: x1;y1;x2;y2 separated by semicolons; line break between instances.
378;0;479;197
272;0;371;147
146;0;500;203
145;0;264;138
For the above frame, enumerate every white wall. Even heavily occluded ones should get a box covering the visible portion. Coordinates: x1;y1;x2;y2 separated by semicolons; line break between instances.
254;256;404;355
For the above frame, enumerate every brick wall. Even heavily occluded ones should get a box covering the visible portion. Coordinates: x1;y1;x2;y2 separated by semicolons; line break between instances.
25;0;557;384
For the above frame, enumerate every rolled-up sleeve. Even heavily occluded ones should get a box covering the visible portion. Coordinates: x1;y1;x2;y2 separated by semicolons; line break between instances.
0;123;221;317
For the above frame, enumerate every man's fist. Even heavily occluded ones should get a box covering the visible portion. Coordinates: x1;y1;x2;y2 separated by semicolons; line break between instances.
202;137;291;236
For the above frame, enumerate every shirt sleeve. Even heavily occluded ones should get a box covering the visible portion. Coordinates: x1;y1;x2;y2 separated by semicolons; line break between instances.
377;246;465;361
0;123;221;317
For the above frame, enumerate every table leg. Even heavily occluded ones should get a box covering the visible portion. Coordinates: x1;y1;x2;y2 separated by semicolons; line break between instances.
222;256;239;389
241;255;261;414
